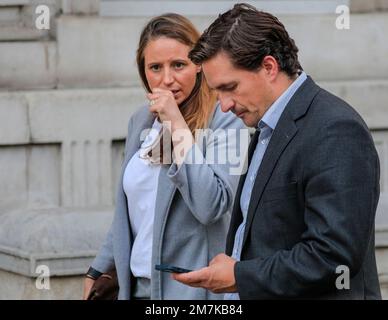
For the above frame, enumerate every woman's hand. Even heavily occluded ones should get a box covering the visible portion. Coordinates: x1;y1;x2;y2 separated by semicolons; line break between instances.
83;277;95;300
147;88;187;130
147;88;194;165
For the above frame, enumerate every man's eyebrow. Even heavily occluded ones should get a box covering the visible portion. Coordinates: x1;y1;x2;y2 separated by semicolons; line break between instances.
215;82;238;91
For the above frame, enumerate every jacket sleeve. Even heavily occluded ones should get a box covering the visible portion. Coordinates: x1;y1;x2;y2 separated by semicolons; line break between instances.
167;107;248;225
235;117;380;299
90;222;115;273
90;116;135;273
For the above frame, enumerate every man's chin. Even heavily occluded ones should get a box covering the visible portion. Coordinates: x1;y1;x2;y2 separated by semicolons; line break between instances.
239;115;254;127
240;114;260;128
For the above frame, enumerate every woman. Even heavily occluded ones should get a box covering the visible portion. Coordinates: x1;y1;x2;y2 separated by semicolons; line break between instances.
83;13;245;300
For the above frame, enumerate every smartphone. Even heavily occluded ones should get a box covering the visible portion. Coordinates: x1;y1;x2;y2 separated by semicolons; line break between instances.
155;264;192;273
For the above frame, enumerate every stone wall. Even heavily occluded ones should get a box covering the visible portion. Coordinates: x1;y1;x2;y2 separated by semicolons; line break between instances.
0;0;387;299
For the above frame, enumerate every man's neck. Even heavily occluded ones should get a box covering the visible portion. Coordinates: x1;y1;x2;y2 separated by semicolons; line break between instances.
272;72;298;101
259;72;300;120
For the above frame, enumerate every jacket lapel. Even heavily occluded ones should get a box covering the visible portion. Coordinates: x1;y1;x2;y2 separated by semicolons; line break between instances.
122;110;155;171
242;113;298;247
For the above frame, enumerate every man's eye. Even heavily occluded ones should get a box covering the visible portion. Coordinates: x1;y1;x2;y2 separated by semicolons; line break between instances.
225;85;237;91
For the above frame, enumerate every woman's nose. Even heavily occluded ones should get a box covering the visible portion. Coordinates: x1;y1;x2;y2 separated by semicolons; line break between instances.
162;70;174;86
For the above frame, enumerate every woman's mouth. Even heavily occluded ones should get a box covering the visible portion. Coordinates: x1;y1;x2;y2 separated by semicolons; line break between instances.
171;90;181;98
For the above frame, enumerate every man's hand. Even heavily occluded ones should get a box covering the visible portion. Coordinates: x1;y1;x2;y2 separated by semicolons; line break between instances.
172;253;238;294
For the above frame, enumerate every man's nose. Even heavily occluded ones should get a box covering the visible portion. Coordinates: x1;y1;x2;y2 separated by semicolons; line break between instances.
218;94;235;113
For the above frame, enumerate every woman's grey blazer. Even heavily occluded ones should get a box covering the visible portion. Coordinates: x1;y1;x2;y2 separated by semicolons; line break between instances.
91;103;246;299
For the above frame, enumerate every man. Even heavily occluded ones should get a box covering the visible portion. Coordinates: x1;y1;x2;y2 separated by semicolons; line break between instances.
173;3;381;299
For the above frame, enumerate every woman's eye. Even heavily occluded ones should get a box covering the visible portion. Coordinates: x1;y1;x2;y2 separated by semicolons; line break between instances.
150;65;160;71
174;62;185;69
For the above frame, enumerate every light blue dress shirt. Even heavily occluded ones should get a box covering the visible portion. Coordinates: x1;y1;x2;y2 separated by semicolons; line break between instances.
225;72;307;300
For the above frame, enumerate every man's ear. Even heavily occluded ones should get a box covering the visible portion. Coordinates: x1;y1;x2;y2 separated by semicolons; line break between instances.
262;55;279;79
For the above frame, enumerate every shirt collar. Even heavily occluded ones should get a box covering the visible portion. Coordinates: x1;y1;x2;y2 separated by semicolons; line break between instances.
258;71;307;130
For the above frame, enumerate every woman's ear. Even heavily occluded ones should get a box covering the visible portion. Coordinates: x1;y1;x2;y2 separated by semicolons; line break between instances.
196;65;202;73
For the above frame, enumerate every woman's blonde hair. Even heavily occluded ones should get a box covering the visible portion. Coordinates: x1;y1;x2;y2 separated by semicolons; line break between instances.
136;13;217;135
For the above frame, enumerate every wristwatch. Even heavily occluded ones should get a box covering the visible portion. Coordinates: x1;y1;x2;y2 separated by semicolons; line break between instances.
86;266;103;280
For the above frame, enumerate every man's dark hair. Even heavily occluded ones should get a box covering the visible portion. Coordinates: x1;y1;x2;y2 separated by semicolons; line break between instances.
189;3;302;76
